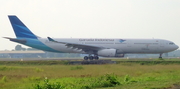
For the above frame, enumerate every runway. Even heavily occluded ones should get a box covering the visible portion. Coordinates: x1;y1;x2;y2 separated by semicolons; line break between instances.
0;57;123;61
0;58;116;64
0;58;179;61
1;58;180;65
0;58;84;61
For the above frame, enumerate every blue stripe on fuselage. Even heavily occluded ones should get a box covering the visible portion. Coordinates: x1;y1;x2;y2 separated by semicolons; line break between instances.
20;38;63;53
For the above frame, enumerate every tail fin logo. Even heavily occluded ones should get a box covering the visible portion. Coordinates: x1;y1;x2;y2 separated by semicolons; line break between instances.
8;15;37;39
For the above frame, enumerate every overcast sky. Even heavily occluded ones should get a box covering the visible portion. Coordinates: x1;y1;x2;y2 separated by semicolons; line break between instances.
0;0;180;50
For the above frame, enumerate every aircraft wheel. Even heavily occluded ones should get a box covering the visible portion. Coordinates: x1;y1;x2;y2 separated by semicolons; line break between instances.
84;56;88;60
89;56;94;60
94;56;99;60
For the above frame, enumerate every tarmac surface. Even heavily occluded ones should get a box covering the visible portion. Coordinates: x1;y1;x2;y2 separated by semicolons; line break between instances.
0;58;179;61
0;58;116;64
0;58;84;61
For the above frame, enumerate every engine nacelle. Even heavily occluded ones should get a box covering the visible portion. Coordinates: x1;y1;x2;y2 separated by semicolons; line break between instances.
97;49;124;57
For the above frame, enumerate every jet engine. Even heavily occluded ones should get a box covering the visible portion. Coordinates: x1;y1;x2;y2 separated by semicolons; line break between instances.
97;49;124;57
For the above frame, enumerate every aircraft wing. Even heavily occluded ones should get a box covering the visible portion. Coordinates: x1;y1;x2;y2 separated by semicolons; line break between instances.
47;37;105;51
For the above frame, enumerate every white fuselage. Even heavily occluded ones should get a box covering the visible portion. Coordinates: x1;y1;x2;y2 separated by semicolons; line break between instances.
38;38;178;54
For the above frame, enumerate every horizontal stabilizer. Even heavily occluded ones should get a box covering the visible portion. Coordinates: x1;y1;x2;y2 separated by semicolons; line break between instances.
3;37;27;44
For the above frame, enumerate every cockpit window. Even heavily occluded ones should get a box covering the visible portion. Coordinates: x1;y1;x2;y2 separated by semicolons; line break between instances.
169;42;174;45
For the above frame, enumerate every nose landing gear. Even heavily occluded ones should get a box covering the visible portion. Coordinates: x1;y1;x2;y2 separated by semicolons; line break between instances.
159;53;163;59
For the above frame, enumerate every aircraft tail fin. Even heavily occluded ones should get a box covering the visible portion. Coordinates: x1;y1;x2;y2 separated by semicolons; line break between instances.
8;15;38;39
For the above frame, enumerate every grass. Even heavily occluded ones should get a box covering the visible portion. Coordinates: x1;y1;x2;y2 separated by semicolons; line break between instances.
0;59;180;89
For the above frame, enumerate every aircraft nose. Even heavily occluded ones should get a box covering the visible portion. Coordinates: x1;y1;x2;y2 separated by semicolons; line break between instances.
175;45;179;50
172;45;179;50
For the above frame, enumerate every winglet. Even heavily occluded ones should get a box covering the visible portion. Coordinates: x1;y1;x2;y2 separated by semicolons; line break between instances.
47;37;57;42
47;37;68;44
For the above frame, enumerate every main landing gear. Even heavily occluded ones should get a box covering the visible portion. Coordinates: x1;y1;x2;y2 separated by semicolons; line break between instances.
84;55;99;60
159;53;163;58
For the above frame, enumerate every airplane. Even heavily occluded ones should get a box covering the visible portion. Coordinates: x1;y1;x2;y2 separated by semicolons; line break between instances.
4;15;179;60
